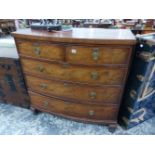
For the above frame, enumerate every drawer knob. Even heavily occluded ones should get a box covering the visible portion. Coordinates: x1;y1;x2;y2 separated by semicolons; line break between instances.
91;72;99;80
34;47;41;55
36;65;44;72
40;83;47;89
89;110;95;116
92;48;99;61
43;101;49;108
89;91;97;99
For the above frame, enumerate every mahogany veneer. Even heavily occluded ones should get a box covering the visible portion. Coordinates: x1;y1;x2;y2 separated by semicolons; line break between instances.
13;28;136;132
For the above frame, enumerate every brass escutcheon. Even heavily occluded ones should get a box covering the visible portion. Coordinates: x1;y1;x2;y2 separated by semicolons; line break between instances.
34;47;41;55
91;71;99;80
40;83;47;89
92;48;99;61
43;101;49;108
36;65;44;72
88;110;95;116
89;91;97;99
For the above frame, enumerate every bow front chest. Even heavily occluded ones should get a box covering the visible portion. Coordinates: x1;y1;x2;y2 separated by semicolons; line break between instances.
13;28;136;131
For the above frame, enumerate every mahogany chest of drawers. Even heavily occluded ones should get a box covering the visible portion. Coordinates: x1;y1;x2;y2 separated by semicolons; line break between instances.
13;28;136;131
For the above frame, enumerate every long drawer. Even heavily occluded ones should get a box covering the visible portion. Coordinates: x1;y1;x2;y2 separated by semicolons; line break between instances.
66;45;131;65
29;92;119;121
25;75;123;104
17;40;64;61
21;58;127;85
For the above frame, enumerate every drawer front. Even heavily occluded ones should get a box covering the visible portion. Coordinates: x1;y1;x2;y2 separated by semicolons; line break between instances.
21;59;127;85
25;75;123;104
17;40;64;60
66;46;131;65
29;92;119;121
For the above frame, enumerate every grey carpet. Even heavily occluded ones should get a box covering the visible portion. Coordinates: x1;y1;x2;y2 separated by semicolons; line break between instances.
0;103;155;135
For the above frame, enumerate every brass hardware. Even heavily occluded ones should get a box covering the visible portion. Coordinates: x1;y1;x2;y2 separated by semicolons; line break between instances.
130;90;137;99
62;62;69;68
36;65;44;72
122;117;129;125
92;48;99;61
127;107;134;113
136;74;144;82
63;83;69;87
43;101;48;108
149;56;155;61
40;83;47;89
89;91;97;99
34;47;41;56
33;43;41;56
139;52;155;62
88;110;95;116
64;101;71;105
91;72;99;80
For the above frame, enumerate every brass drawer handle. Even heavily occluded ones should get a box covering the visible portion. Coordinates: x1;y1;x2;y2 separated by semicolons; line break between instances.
36;65;45;72
91;72;99;80
62;62;69;68
136;74;144;82
92;48;99;61
63;83;69;87
89;91;97;99
88;110;95;116
43;101;49;108
40;83;47;89
34;47;41;56
139;52;155;62
130;90;137;99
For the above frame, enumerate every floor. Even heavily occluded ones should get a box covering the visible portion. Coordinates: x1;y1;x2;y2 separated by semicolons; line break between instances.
0;103;155;135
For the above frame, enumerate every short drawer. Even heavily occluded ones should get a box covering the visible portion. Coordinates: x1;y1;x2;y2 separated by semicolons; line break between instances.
29;92;119;121
66;46;131;65
17;40;64;61
21;58;127;85
25;75;123;104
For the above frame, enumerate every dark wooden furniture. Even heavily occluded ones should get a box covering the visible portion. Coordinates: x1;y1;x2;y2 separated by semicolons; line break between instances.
0;58;30;108
119;33;155;129
13;28;136;131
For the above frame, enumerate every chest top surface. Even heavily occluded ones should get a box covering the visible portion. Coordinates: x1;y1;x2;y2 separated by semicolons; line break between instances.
12;28;136;45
